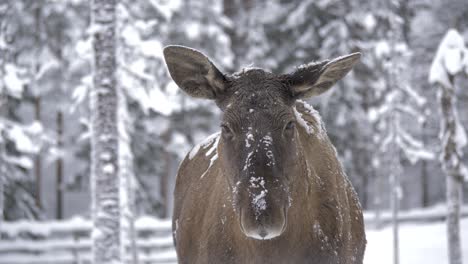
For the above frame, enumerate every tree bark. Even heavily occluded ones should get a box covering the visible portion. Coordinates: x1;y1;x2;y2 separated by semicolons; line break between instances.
33;5;42;210
438;78;463;264
118;89;139;264
373;173;383;229
160;132;172;219
90;0;121;263
390;112;401;264
33;97;42;209
421;119;429;207
56;111;63;219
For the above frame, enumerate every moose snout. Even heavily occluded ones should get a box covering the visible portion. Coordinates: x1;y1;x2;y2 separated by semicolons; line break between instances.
239;205;287;240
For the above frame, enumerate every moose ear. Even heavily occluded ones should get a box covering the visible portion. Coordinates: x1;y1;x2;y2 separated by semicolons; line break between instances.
285;53;361;99
163;45;227;99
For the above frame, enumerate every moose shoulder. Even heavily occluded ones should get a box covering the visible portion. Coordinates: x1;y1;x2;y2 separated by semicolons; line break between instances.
164;45;366;264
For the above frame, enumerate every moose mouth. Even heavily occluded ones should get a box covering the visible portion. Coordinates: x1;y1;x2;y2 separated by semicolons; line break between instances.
239;207;288;240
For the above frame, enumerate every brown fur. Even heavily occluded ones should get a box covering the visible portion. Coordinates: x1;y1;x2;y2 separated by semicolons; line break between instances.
172;101;366;264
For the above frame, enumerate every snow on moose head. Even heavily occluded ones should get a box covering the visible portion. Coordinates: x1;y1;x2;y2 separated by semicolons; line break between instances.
163;45;360;240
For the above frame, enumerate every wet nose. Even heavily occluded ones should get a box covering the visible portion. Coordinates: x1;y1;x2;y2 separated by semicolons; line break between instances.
258;228;268;239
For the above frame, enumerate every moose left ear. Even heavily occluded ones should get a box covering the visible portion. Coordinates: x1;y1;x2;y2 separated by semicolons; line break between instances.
285;53;361;99
163;45;227;99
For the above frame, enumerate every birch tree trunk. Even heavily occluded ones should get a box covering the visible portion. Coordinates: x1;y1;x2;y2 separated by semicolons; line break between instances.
0;0;11;224
90;0;121;263
118;88;139;264
438;77;463;264
0;77;5;225
390;123;401;264
33;4;42;210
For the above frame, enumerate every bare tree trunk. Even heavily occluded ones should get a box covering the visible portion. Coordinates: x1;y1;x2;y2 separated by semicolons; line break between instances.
56;111;63;219
0;124;4;223
374;174;383;229
55;20;64;220
421;119;430;207
160;132;172;219
0;0;11;222
390;164;400;264
362;170;368;209
0;68;5;224
118;88;139;264
390;112;401;264
90;0;121;263
33;5;42;209
438;78;463;264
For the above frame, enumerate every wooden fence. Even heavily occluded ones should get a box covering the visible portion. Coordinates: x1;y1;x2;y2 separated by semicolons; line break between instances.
0;216;177;264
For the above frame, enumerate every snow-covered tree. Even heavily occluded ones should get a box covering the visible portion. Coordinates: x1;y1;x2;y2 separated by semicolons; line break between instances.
90;0;121;263
429;28;467;264
0;0;49;220
367;1;434;263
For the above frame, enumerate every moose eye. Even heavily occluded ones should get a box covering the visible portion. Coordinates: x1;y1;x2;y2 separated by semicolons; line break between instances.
221;124;234;139
283;121;295;137
285;121;295;131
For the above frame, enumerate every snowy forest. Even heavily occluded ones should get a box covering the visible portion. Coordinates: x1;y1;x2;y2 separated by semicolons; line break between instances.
0;0;468;263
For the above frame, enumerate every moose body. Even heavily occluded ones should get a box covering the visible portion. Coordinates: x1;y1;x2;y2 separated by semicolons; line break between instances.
164;46;366;264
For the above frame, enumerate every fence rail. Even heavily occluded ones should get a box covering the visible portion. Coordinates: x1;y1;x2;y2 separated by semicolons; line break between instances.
0;216;177;264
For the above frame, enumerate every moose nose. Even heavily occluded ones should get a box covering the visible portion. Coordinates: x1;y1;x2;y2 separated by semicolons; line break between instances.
258;228;268;239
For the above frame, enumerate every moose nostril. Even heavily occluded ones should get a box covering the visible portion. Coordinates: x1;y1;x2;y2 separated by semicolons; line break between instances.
258;228;268;239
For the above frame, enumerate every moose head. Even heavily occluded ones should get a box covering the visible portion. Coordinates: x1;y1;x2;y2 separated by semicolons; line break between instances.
164;46;360;240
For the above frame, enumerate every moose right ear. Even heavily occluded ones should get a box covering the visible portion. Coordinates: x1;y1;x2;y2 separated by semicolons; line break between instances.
284;53;361;99
163;45;227;99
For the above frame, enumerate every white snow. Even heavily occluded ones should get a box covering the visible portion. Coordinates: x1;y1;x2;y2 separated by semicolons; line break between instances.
102;164;115;174
402;147;434;164
251;190;267;215
293;107;313;135
100;152;112;161
185;22;201;39
403;84;426;107
2;212;468;264
148;0;182;20
250;176;269;217
146;84;180;116
7;124;40;154
188;132;220;160
375;41;391;58
140;39;164;59
363;13;376;32
429;29;466;88
232;66;264;77
35;60;59;81
443;48;464;75
4;155;33;169
364;218;468;264
3;64;24;98
243;151;254;171
245;132;254;148
454;111;467;151
185;132;220;178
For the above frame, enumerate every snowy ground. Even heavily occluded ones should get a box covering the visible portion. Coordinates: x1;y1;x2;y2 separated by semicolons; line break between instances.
364;218;468;264
1;213;467;263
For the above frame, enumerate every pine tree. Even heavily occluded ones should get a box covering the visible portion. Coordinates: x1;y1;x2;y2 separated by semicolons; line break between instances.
429;28;467;264
0;0;45;220
90;0;121;263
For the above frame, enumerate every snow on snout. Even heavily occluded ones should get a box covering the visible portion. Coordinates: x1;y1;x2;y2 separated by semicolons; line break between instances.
245;127;254;148
245;133;275;217
250;176;268;217
262;134;275;167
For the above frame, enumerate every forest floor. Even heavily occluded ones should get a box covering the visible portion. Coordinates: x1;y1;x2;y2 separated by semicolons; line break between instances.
364;217;468;264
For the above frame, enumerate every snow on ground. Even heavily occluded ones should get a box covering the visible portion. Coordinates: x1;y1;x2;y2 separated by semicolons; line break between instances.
1;209;467;263
364;218;468;264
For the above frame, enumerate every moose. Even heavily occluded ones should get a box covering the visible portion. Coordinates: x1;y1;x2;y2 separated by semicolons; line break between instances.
163;46;366;264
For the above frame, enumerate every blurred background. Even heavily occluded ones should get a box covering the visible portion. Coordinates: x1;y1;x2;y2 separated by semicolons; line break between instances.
0;0;467;263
